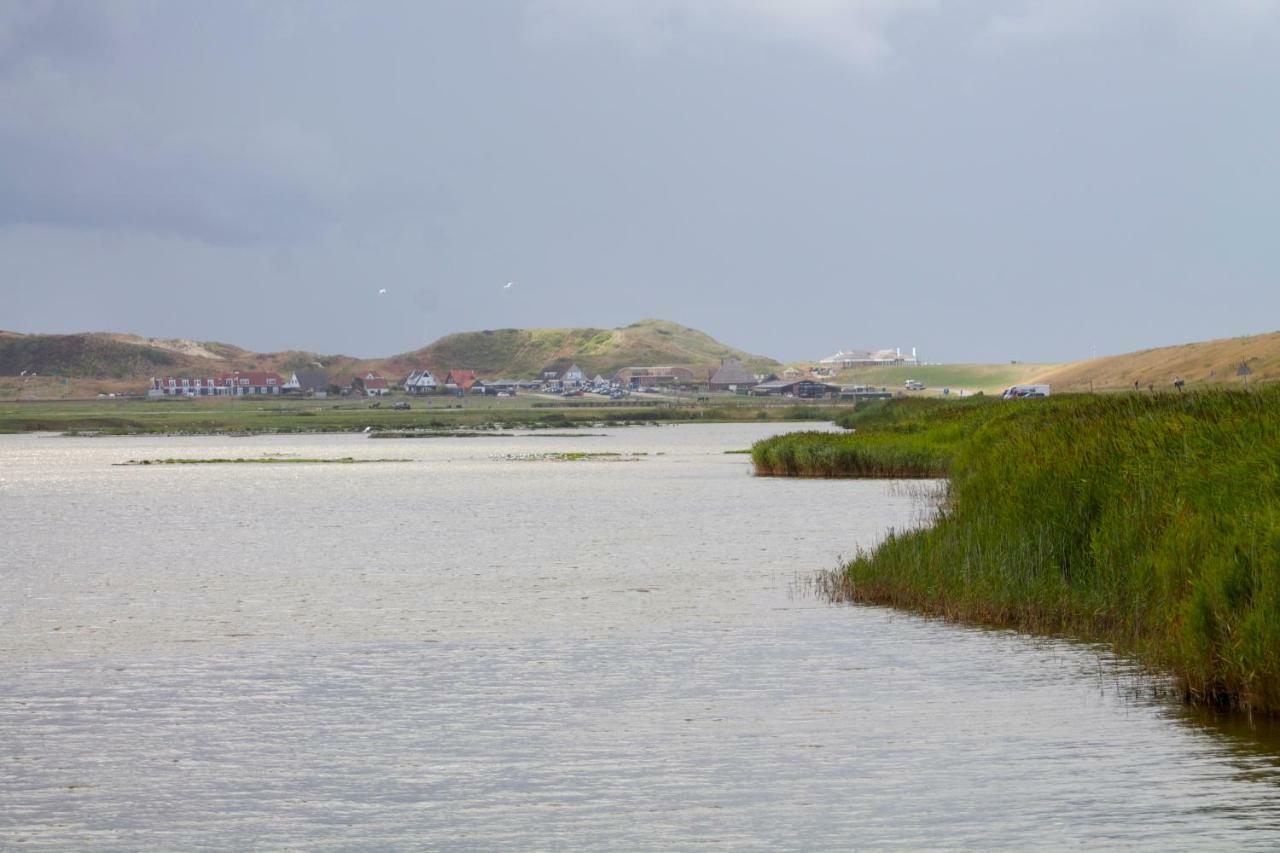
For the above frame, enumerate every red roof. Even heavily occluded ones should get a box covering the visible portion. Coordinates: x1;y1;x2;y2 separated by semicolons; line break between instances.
363;377;389;390
217;371;283;386
446;370;477;390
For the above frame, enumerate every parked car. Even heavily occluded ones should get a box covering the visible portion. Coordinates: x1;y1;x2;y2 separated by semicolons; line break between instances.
392;401;411;410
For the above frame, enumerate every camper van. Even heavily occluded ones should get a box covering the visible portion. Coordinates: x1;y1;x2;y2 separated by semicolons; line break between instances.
1002;384;1051;399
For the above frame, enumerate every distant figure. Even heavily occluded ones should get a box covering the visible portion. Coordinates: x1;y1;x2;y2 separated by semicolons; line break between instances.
1174;377;1186;393
1148;384;1155;393
1133;380;1139;392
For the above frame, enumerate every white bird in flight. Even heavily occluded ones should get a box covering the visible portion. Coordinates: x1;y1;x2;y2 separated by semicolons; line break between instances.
503;281;514;290
378;288;387;295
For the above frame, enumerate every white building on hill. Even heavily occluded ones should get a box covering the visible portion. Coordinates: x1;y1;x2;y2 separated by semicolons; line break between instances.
819;347;918;370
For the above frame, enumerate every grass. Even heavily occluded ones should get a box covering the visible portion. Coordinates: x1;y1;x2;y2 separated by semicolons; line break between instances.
755;390;1280;716
829;363;1055;393
0;397;854;435
752;397;1002;478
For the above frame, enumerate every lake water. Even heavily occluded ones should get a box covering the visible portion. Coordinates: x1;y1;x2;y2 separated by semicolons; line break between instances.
2;424;1279;850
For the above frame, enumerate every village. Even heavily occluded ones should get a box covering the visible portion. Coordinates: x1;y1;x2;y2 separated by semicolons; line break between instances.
146;347;927;404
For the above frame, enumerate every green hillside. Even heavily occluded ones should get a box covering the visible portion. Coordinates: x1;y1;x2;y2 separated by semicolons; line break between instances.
380;319;780;380
0;332;184;379
0;320;780;398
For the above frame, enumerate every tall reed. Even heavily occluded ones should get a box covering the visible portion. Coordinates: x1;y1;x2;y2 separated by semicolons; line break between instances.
756;390;1280;715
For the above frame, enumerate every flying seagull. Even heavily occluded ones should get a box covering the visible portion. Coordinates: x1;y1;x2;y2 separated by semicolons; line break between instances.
378;288;387;295
504;281;514;289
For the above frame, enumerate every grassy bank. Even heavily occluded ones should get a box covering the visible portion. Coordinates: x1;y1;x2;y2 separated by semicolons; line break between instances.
751;397;1000;477
0;397;847;435
755;391;1280;715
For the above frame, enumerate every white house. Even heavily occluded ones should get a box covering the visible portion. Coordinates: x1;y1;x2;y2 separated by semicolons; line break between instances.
403;369;437;395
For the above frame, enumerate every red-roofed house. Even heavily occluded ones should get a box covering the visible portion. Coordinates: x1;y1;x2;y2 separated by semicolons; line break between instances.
219;370;284;396
443;369;478;395
353;371;390;397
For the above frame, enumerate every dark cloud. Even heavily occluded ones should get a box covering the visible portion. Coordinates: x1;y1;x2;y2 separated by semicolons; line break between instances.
1;1;1278;362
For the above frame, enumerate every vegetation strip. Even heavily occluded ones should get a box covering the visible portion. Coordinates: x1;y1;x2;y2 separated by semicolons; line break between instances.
116;457;412;465
0;400;844;435
497;452;649;462
753;391;1280;716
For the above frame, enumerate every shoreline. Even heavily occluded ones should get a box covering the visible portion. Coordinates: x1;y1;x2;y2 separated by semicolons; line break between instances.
753;391;1280;716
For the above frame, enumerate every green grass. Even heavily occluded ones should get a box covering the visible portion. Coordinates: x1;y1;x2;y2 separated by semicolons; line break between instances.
829;363;1054;392
0;397;854;435
752;397;1002;477
755;390;1280;716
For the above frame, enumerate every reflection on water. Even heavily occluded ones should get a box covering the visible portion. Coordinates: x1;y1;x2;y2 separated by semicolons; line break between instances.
2;424;1279;849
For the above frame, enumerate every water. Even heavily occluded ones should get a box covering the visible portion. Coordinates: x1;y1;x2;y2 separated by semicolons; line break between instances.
2;424;1279;850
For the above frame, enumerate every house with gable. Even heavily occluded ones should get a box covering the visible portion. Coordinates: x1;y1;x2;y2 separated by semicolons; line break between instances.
709;359;757;393
403;369;438;395
353;371;390;397
283;369;331;397
443;369;478;395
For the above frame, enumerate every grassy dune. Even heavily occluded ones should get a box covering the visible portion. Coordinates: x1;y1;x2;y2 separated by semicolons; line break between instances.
754;392;1280;715
1032;329;1280;392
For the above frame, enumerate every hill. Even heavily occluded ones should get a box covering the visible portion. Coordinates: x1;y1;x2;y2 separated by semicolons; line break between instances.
1032;330;1280;392
382;319;779;380
0;319;779;398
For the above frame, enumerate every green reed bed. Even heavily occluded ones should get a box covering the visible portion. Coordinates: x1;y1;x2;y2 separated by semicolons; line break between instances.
757;390;1280;715
752;397;1002;478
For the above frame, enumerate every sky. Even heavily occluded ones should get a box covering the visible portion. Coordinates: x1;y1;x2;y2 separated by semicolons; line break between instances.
1;0;1278;364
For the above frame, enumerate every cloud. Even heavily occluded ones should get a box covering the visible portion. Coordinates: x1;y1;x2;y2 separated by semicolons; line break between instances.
980;0;1280;46
526;0;938;69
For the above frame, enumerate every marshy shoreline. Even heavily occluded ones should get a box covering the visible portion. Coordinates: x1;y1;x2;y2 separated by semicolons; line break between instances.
754;391;1280;717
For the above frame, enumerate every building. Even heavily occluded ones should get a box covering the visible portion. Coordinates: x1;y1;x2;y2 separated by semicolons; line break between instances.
540;362;585;388
708;359;757;393
443;369;478;395
353;371;390;397
402;369;437;395
819;347;919;370
149;376;225;397
216;370;284;396
612;366;697;388
283;370;331;397
751;379;841;399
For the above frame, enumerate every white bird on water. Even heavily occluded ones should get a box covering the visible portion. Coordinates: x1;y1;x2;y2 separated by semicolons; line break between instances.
503;281;514;290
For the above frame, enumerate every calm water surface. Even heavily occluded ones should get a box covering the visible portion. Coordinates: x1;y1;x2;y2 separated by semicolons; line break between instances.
2;424;1279;850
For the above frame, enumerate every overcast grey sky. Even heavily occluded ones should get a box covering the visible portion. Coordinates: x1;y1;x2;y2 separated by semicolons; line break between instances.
2;1;1277;362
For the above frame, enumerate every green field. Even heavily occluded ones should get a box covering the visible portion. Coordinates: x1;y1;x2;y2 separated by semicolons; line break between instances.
828;363;1054;393
753;391;1280;715
0;394;849;435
